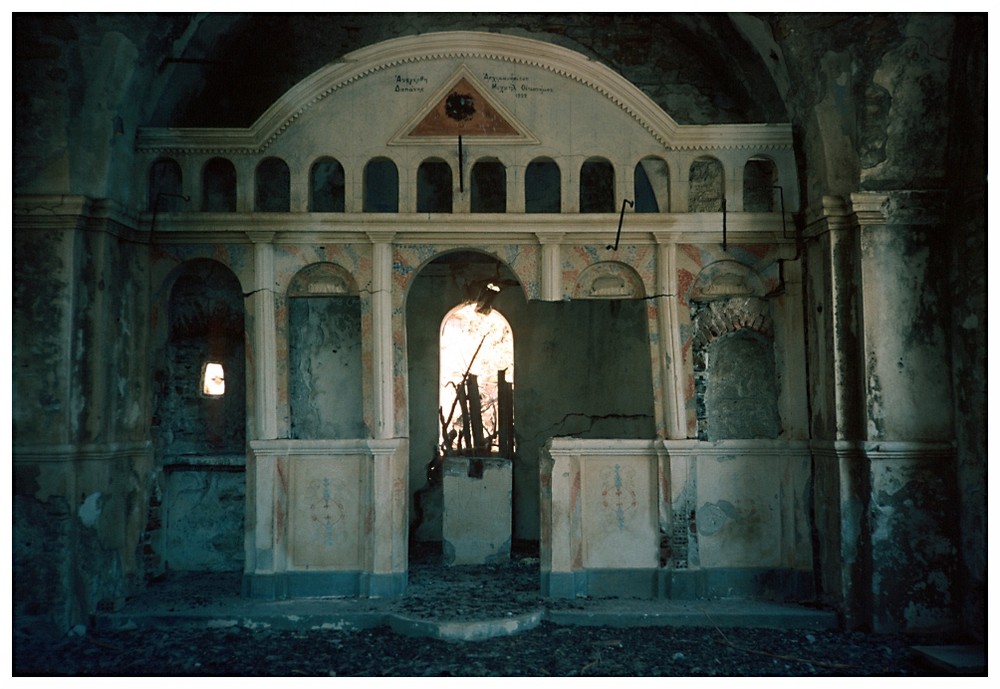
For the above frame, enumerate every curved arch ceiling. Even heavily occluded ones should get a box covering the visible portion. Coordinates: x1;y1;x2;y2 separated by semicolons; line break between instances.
147;13;787;128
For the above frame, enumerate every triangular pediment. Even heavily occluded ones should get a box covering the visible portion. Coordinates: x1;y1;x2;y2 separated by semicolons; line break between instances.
389;66;538;145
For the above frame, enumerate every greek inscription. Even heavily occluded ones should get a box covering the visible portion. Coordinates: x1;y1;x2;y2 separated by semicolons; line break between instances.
395;75;428;93
480;72;551;98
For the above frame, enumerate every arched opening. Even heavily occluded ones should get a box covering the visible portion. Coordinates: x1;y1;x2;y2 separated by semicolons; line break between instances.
525;158;561;213
688;156;725;212
202;157;236;212
579;157;615;212
255;157;290;212
406;250;525;569
470;159;506;213
364;157;399;212
417;158;453;213
743;156;778;212
310;157;345;212
634;156;669;213
148;157;183;212
151;259;246;575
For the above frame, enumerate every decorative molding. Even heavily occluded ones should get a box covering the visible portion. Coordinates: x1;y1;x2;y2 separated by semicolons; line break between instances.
136;32;793;155
250;438;405;457
661;439;812;457
574;261;646;299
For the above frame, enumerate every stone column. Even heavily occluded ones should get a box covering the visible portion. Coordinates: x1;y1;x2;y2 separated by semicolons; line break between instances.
536;232;564;301
367;232;396;439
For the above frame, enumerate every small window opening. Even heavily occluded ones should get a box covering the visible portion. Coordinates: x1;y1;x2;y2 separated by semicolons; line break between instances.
202;362;226;397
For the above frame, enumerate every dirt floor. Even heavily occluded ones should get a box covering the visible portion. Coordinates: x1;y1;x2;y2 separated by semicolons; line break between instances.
13;543;966;677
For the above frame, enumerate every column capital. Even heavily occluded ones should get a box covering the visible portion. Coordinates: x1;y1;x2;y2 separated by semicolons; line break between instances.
535;231;565;245
246;231;276;244
850;190;948;227
366;231;396;244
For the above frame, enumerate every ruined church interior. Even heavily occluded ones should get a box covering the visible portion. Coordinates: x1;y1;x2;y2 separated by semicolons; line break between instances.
12;11;987;667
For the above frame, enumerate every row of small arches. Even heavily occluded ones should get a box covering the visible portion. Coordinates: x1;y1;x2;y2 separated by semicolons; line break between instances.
148;155;779;214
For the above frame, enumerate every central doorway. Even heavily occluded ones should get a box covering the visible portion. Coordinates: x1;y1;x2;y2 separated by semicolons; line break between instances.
405;250;530;566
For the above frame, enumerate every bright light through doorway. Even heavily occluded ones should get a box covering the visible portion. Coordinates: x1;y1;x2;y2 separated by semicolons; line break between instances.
439;304;513;447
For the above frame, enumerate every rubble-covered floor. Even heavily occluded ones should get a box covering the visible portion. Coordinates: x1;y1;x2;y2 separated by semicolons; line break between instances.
13;543;969;677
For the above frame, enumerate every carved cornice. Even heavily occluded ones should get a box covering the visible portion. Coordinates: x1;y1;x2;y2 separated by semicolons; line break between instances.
136;32;792;155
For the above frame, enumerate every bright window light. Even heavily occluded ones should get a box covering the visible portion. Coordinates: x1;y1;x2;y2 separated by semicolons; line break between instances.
439;304;513;447
202;362;225;396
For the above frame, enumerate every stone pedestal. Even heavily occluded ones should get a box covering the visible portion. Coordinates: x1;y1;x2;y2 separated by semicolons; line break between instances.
442;456;512;565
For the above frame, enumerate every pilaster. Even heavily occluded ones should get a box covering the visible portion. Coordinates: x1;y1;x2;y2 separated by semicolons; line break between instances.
247;231;278;440
654;237;687;439
536;232;564;301
368;231;396;439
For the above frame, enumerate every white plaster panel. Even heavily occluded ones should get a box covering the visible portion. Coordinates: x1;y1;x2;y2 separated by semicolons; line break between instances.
580;454;658;569
692;448;811;569
288;454;366;569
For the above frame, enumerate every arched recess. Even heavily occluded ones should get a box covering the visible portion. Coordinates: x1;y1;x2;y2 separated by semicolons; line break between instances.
743;156;778;211
525;157;561;213
634;156;670;213
151;258;246;573
148;157;183;211
364;157;399;212
255;156;290;211
470;158;506;213
417;157;453;213
580;157;615;212
689;156;725;212
202;157;237;211
310;157;346;212
287;263;366;439
688;261;779;441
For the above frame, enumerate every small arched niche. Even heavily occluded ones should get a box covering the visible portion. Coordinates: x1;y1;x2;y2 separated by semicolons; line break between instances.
287;263;366;439
579;157;615;212
743;156;778;212
364;157;399;212
310;157;345;212
574;261;646;299
471;159;506;213
634;156;670;213
202;157;236;212
525;157;561;213
149;157;184;212
688;156;725;212
417;158;453;213
255;157;290;212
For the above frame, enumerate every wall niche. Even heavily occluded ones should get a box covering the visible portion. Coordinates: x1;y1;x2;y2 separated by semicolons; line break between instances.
288;263;366;439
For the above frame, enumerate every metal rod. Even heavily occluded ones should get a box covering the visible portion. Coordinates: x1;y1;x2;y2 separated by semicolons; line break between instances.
722;196;727;252
607;198;634;251
458;135;464;193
